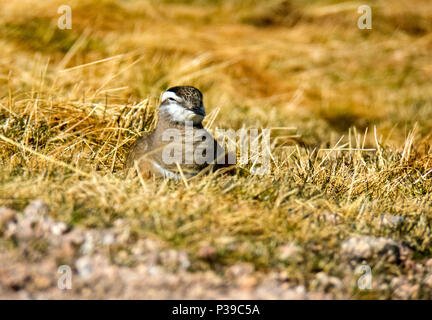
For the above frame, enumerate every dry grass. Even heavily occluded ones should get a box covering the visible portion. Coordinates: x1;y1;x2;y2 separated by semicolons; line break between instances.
0;0;432;299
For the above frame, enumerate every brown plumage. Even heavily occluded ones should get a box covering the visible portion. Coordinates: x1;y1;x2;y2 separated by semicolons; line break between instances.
126;86;234;179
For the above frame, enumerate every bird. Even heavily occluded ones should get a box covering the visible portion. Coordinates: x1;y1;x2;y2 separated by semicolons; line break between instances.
126;86;234;179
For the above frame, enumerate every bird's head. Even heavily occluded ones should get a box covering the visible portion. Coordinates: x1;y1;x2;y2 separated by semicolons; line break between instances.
159;86;206;125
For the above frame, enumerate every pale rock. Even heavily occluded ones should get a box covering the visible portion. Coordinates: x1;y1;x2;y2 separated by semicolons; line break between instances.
51;222;68;236
75;256;94;279
278;243;302;261
197;245;217;260
314;272;343;290
0;208;16;226
341;236;401;262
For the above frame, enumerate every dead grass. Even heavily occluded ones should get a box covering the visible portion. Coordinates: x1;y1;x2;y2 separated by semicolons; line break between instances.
0;0;432;298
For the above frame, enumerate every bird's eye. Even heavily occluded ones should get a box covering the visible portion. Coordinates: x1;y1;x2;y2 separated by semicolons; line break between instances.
167;97;177;102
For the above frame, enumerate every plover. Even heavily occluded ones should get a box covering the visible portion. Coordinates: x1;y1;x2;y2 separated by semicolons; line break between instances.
126;86;233;179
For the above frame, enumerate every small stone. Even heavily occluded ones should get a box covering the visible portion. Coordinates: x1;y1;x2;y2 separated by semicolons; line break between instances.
0;264;29;290
198;245;217;260
117;250;129;263
341;236;400;262
147;265;162;276
4;221;18;239
294;285;306;296
278;243;302;261
390;277;404;288
75;256;94;279
113;219;126;228
80;233;96;255
178;252;191;270
255;281;306;299
226;263;255;279
425;274;432;288
414;263;424;273
390;277;420;299
102;232;116;246
32;275;52;290
238;276;257;290
0;208;17;226
64;230;85;246
42;217;57;234
51;222;68;236
11;200;55;239
404;259;415;270
23;200;48;217
398;284;420;299
314;272;343;290
54;241;76;259
142;238;164;251
425;258;432;270
159;250;190;270
116;229;130;244
113;219;131;244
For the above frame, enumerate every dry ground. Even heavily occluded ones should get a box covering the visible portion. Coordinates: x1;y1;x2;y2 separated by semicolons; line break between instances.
0;0;432;299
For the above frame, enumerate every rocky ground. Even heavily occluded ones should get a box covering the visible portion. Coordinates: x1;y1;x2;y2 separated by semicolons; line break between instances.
1;200;431;299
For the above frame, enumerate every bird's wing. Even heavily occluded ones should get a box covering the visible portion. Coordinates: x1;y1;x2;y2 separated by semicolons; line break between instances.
125;132;153;169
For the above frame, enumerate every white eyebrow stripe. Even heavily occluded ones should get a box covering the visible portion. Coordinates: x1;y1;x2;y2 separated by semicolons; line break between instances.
161;91;181;102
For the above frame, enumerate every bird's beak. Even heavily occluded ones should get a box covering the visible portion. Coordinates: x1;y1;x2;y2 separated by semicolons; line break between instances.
193;106;206;117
